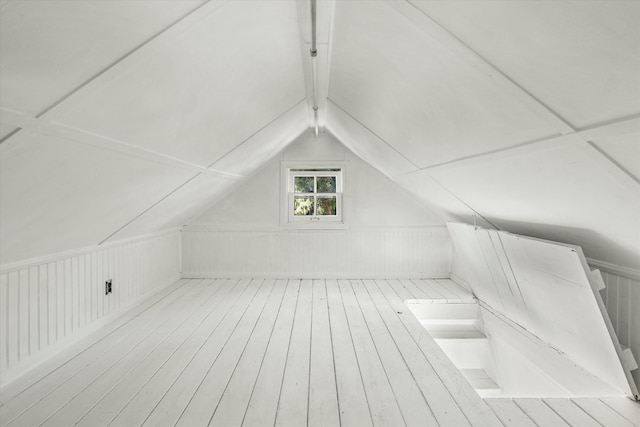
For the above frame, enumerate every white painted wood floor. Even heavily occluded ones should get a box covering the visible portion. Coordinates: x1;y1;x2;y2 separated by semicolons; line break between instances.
1;278;638;427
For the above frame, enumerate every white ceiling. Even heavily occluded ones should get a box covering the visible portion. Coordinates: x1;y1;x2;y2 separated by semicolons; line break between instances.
1;0;639;269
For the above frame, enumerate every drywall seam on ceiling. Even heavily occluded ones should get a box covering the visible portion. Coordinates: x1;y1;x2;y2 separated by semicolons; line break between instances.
327;99;421;170
324;105;494;228
399;114;640;187
206;98;307;169
99;99;309;244
98;173;203;245
390;0;576;134
0;106;243;181
426;175;499;230
584;141;640;187
0;0;215;146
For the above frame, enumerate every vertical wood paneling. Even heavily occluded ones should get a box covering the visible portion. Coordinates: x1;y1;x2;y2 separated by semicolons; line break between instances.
18;269;29;361
181;227;451;278
0;231;181;386
7;272;19;367
29;267;38;354
598;269;640;392
0;274;8;370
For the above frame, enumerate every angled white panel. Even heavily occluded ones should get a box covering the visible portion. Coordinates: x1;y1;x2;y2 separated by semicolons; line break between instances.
432;141;640;269
0;131;193;264
329;1;559;168
498;231;637;397
211;102;308;177
107;174;237;241
449;223;638;397
411;0;640;128
0;0;204;115
44;1;306;166
326;101;418;177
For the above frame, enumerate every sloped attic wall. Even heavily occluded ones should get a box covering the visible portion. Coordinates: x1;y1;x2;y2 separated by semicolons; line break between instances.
0;0;308;382
183;131;450;277
325;0;640;272
0;0;307;265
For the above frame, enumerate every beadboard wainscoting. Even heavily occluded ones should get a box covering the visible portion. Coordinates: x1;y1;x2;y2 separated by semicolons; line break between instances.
0;230;181;386
596;265;640;392
181;226;452;278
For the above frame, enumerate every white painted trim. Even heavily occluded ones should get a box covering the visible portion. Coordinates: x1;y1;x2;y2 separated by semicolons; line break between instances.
280;160;349;229
182;272;449;280
0;228;181;274
587;258;640;282
0;273;181;388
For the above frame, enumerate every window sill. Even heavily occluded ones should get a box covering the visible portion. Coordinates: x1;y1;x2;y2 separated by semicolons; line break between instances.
280;222;350;230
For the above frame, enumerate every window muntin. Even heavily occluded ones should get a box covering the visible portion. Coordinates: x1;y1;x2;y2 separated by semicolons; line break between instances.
287;168;342;223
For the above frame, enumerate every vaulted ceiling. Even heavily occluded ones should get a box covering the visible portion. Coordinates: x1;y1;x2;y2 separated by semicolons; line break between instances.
1;0;639;269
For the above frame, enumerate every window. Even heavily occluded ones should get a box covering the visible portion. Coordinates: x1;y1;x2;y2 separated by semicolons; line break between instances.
284;166;344;226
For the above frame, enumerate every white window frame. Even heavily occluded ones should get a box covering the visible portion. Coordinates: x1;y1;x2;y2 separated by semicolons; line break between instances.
281;162;347;229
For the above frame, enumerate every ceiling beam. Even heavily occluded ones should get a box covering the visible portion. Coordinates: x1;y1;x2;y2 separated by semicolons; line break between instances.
387;0;576;135
296;0;336;130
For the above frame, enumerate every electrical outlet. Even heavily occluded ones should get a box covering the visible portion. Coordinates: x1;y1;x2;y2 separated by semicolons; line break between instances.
105;279;112;295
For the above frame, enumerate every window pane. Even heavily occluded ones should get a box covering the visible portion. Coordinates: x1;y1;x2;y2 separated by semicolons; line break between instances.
316;176;336;193
293;196;314;216
294;176;314;193
317;197;337;215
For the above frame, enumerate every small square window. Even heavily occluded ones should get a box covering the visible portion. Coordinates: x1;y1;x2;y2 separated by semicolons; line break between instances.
283;165;344;227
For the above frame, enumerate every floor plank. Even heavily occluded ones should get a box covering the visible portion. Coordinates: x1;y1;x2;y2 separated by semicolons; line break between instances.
275;279;313;427
325;279;373;427
242;279;301;427
207;278;289;426
599;397;640;425
513;398;570;427
175;279;277;426
485;398;537;427
308;280;340;427
140;278;260;426
108;279;244;427
76;279;231;426
572;397;637;427
543;398;601;427
338;279;406;427
2;279;204;427
352;280;437;427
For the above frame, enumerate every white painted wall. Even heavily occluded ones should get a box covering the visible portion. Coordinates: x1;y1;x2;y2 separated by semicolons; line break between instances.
0;230;181;386
184;131;450;277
